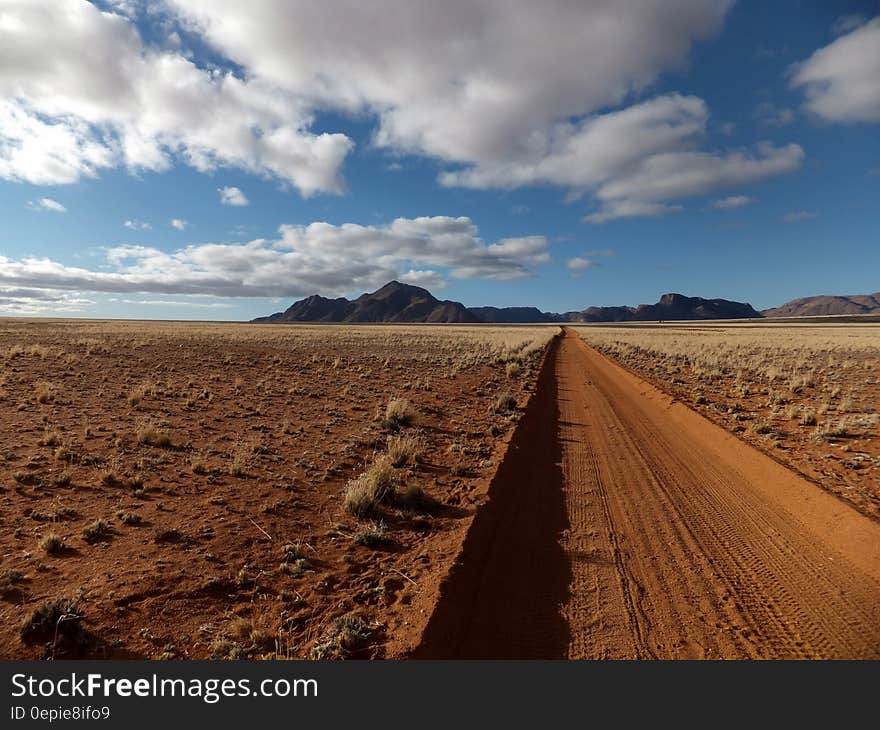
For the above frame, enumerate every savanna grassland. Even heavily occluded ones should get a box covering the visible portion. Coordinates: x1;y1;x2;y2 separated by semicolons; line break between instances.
577;323;880;519
0;319;556;659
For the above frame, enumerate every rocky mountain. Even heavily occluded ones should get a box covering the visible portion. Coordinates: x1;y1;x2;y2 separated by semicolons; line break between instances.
252;281;479;323
467;306;562;323
762;293;880;318
254;283;762;324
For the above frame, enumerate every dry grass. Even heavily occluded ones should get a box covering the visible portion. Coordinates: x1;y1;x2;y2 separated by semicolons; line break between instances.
309;612;374;659
136;422;172;448
39;532;65;554
386;433;424;467
343;455;400;517
20;597;83;643
34;382;54;404
491;392;517;414
0;319;558;658
82;519;112;543
352;520;388;547
384;398;417;429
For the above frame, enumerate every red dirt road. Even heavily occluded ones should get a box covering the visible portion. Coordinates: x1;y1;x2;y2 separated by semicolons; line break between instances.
415;329;880;659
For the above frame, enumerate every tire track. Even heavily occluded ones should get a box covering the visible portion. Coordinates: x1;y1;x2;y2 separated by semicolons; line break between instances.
413;328;880;659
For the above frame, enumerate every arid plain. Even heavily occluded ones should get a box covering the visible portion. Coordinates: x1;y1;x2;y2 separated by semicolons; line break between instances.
1;319;879;659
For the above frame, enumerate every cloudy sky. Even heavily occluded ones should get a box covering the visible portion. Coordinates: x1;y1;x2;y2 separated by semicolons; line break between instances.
1;1;878;318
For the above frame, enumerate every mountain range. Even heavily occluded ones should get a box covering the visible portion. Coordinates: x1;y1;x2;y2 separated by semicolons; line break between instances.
761;293;880;318
252;281;766;324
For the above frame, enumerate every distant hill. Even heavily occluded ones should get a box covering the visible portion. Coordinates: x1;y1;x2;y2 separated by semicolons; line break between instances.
467;306;562;323
254;283;762;324
763;293;880;318
565;293;761;322
252;281;479;323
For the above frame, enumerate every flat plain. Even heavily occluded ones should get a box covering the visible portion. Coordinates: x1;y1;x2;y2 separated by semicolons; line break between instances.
2;318;879;660
0;319;552;659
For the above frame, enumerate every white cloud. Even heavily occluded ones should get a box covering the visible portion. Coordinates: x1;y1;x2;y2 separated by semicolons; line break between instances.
439;94;802;223
0;287;92;314
124;219;151;230
0;0;352;193
782;210;816;223
108;298;232;309
584;200;683;224
711;195;755;209
163;0;749;216
170;218;188;230
1;1;803;221
219;186;248;206
591;141;802;217
791;18;880;123
168;0;733;165
566;257;599;271
27;198;67;213
0;216;550;298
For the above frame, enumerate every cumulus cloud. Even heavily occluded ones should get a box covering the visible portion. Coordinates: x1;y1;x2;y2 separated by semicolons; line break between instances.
167;0;732;164
170;218;188;230
0;216;550;299
566;257;599;271
218;187;248;206
27;198;67;213
712;195;755;209
783;210;817;223
124;219;151;230
0;287;93;314
440;95;802;222
162;1;758;216
584;201;683;224
0;0;352;193
791;18;880;122
1;1;802;221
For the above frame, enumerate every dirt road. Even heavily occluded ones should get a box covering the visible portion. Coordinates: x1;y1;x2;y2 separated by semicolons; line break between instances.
415;329;880;659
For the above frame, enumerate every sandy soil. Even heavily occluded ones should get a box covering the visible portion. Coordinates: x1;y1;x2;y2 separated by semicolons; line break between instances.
414;330;880;659
0;319;552;659
579;323;880;519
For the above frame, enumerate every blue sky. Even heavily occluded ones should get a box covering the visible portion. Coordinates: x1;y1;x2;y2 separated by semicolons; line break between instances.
0;0;878;319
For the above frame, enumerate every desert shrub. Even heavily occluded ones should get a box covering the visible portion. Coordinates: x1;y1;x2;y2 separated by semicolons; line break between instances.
136;422;172;448
505;362;521;378
0;568;24;598
127;385;147;407
490;392;517;414
278;558;312;577
280;540;307;562
115;510;142;525
34;382;54;404
386;433;424;467
352;520;388;547
799;408;817;426
39;533;65;555
750;420;772;435
82;519;112;543
343;455;399;517
20;597;85;647
815;418;852;440
384;398;416;429
309;613;373;659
